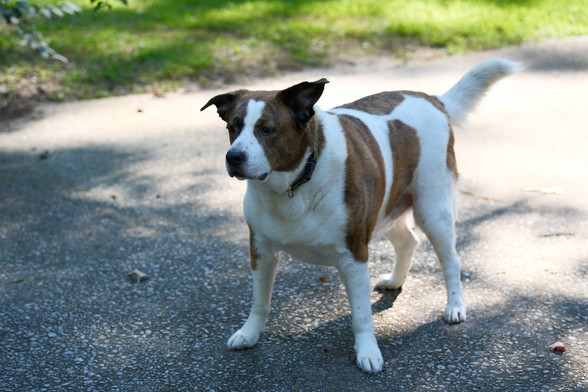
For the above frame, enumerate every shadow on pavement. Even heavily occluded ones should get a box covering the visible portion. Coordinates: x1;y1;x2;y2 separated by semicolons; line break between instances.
0;135;586;390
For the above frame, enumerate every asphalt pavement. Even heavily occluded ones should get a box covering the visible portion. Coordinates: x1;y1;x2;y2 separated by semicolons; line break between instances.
1;36;587;391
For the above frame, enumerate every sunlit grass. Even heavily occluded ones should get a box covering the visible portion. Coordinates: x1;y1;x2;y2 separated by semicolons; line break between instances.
1;0;587;101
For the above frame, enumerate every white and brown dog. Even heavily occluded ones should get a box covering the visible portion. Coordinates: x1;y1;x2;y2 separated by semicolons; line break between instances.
201;59;519;373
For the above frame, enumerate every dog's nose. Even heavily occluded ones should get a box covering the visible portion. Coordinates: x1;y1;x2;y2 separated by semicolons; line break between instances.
226;149;247;167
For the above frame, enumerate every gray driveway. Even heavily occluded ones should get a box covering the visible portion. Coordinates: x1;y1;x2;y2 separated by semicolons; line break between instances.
1;36;587;391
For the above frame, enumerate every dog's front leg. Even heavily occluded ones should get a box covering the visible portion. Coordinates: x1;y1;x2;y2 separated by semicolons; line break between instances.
227;249;280;350
337;256;383;373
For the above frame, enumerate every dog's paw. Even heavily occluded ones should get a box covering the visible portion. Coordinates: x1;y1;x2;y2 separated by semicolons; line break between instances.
356;351;384;374
375;274;404;290
354;333;383;373
444;304;467;324
227;329;259;350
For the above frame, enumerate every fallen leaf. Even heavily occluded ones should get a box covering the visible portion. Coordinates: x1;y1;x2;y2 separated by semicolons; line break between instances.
459;189;497;201
523;187;565;195
318;275;328;282
151;86;165;98
549;341;566;353
540;232;575;238
128;269;149;283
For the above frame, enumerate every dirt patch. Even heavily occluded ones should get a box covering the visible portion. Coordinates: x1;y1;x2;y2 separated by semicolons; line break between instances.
0;74;58;120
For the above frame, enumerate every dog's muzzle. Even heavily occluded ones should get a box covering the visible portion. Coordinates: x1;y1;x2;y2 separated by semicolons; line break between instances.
225;149;268;181
226;148;247;178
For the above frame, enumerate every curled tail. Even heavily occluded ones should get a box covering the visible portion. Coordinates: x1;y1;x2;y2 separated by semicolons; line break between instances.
438;58;522;126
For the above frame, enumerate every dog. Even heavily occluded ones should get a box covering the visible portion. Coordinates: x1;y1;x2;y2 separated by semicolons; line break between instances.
201;58;519;373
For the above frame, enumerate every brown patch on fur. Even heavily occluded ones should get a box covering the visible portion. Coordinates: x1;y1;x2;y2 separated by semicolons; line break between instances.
385;120;420;216
248;225;259;271
403;91;447;114
446;127;458;179
313;117;326;157
337;92;405;115
336;90;447;117
341;115;386;262
255;96;309;172
403;91;458;178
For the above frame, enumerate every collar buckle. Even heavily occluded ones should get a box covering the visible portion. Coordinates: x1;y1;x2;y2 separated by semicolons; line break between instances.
287;155;317;198
287;132;321;198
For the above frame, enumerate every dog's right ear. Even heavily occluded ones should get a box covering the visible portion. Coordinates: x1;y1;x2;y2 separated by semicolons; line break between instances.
278;78;329;129
201;93;237;121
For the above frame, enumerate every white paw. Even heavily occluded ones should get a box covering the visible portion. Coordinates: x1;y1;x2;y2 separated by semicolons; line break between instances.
356;350;384;374
375;274;404;290
354;333;384;373
227;329;259;350
444;304;467;324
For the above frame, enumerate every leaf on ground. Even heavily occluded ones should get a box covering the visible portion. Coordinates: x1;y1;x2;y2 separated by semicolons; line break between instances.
549;341;566;353
128;269;149;283
150;86;165;98
540;232;575;238
523;187;565;195
459;190;497;201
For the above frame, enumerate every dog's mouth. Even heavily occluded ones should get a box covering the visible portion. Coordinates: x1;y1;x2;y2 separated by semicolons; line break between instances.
229;171;269;182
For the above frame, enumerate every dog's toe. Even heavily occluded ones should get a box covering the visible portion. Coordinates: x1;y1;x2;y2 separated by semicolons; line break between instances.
227;330;259;350
444;304;467;324
356;352;384;374
375;274;404;290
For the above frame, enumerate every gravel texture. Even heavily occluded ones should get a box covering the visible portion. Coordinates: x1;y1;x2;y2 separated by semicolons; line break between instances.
1;37;587;391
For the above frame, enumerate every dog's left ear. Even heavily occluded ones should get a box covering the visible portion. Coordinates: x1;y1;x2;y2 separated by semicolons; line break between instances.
200;92;238;122
278;78;329;128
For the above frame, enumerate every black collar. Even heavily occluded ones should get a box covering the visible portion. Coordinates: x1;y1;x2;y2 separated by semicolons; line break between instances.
287;144;319;198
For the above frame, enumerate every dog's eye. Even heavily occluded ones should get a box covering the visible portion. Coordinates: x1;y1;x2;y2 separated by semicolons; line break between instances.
259;126;274;136
227;125;238;134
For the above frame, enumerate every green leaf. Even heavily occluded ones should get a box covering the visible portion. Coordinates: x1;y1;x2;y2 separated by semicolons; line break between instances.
49;5;64;17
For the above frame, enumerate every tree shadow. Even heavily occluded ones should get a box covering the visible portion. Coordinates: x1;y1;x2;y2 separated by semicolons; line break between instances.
222;194;588;390
0;140;258;389
209;283;586;391
1;135;586;390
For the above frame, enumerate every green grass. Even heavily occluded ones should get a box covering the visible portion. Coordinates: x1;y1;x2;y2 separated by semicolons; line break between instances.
1;0;588;103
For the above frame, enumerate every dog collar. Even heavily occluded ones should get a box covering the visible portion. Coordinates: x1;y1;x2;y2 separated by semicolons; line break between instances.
287;139;320;198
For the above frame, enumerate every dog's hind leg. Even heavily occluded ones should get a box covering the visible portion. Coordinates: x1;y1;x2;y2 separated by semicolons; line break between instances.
375;210;420;290
227;250;280;349
413;183;466;324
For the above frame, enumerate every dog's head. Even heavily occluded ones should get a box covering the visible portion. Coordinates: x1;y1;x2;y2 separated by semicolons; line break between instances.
201;79;328;182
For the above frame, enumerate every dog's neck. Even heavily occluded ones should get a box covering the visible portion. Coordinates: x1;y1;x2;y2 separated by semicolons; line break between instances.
287;122;322;198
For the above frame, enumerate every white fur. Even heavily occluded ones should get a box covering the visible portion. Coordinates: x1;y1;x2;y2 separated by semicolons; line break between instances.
439;58;522;125
225;58;519;374
229;100;272;179
244;109;349;264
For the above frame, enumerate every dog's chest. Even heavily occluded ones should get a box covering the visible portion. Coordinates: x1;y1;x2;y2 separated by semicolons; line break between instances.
245;186;349;265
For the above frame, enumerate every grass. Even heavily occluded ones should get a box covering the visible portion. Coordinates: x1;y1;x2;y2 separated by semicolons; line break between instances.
1;0;588;106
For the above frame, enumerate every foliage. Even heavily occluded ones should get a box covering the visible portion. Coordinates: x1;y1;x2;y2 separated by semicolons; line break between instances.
90;0;127;11
0;0;81;62
0;0;128;62
1;0;588;104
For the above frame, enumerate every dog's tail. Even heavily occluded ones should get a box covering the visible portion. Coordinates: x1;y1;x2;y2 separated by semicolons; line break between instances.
438;58;522;126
